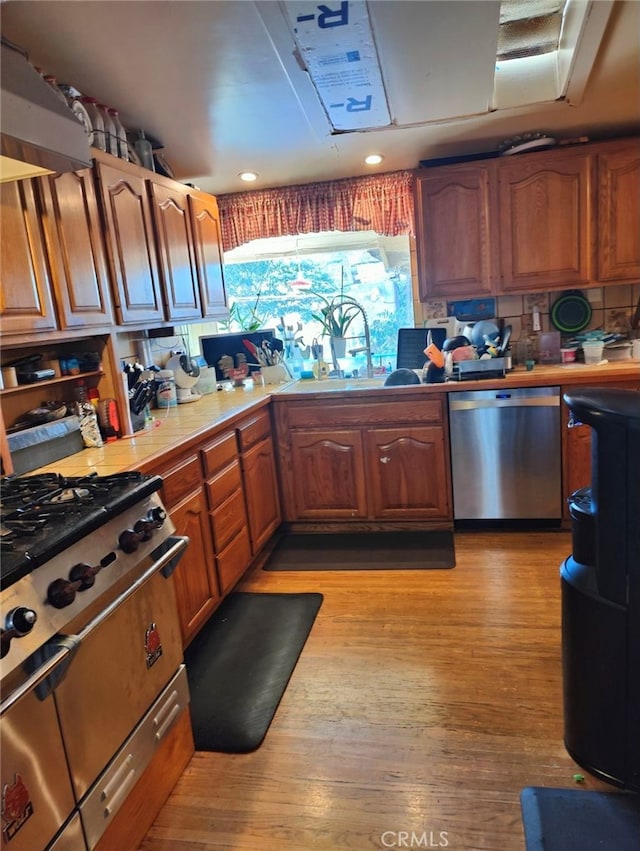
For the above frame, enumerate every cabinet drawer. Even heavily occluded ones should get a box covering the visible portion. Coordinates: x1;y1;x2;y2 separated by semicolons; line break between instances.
286;399;443;428
161;455;201;508
209;487;247;551
205;459;242;508
216;527;252;595
201;430;238;478
237;410;271;451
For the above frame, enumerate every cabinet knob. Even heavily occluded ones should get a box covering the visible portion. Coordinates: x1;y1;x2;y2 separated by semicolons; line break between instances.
380;456;390;464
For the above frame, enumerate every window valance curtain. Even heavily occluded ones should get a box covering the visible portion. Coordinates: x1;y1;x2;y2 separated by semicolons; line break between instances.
217;170;415;252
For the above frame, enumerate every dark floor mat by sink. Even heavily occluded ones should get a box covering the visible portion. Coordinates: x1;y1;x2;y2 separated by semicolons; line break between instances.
184;591;322;753
520;786;640;851
263;530;455;571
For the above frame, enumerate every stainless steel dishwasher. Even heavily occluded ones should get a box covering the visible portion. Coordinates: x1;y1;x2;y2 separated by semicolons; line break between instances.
448;386;562;521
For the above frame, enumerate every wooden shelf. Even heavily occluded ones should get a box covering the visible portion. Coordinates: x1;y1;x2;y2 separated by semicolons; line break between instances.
0;370;104;398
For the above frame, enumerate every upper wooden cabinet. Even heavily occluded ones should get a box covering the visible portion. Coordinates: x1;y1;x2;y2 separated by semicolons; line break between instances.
596;141;640;281
39;169;114;329
94;157;165;326
415;164;496;299
0;178;58;335
415;137;639;299
93;150;228;326
497;147;593;292
188;191;228;319
149;178;202;322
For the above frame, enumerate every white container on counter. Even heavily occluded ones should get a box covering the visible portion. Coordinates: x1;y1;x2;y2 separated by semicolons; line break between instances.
155;370;177;407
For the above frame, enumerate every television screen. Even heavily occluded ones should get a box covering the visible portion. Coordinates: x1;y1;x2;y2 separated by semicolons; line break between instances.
200;330;276;380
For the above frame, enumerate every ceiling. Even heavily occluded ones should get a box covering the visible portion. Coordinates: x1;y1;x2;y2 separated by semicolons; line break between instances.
1;0;638;196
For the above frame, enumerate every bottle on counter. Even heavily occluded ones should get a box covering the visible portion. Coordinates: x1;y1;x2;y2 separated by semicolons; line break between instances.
108;108;130;161
80;97;106;151
134;130;155;172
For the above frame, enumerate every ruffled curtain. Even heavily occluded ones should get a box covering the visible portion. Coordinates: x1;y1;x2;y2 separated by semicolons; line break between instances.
217;170;415;252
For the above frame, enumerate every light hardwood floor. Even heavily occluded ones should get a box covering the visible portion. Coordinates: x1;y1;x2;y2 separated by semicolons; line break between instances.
139;530;614;851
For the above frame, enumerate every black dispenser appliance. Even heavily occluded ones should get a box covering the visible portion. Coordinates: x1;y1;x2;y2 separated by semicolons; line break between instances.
561;388;640;791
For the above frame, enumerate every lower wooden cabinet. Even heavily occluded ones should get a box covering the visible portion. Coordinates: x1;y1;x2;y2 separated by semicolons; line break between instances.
202;430;252;596
273;395;451;524
366;426;450;519
152;454;220;647
289;429;367;519
237;411;282;552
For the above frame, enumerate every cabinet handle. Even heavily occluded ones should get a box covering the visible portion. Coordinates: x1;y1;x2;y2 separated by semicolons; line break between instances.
380;456;390;464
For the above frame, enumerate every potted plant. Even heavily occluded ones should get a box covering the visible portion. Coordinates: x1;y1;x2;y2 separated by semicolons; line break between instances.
311;293;362;363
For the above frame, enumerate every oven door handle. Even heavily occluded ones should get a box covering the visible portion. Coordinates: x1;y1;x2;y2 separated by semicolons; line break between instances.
0;535;189;716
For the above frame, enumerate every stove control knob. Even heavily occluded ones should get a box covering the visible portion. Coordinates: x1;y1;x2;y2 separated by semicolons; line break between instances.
1;608;38;657
148;506;167;526
47;578;77;609
119;529;140;554
6;607;38;634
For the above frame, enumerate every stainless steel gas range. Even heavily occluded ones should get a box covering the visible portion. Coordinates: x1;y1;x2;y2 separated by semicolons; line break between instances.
0;472;190;851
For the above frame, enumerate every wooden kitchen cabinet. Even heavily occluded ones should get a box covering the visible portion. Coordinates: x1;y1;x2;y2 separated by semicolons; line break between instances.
237;410;282;552
415;164;497;299
597;139;640;282
273;395;451;526
497;147;593;292
415;138;640;299
202;430;252;596
39;169;114;330
157;454;220;647
148;177;202;322
94;155;165;326
366;426;449;519
289;429;367;519
0;178;58;335
188;190;228;319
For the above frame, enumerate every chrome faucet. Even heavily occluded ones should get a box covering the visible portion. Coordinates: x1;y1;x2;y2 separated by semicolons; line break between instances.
330;296;374;378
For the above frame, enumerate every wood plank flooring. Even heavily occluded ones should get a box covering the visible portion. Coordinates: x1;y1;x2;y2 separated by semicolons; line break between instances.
139;531;613;851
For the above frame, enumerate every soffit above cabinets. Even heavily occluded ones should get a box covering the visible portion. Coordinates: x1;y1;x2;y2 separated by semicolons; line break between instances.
0;0;637;195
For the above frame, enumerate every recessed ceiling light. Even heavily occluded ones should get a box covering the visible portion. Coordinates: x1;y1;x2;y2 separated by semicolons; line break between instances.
239;171;258;182
364;154;383;165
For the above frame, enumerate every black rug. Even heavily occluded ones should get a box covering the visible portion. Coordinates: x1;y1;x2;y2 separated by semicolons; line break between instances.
263;531;455;571
184;591;322;753
520;786;640;851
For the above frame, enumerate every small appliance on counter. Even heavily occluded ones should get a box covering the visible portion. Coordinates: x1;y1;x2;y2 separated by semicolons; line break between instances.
167;353;202;403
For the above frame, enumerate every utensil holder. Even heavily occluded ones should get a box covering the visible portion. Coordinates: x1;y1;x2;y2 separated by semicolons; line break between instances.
261;364;291;384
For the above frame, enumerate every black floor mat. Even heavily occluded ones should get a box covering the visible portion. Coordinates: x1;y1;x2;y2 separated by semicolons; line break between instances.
520;786;640;851
184;591;323;753
263;531;455;571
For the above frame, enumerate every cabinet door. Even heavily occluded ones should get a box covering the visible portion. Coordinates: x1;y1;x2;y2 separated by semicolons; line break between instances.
40;169;113;329
149;182;202;321
366;426;450;519
415;165;496;299
188;192;228;318
95;160;164;325
241;436;281;554
0;179;57;335
169;488;220;646
289;429;367;519
498;150;593;291
597;143;640;281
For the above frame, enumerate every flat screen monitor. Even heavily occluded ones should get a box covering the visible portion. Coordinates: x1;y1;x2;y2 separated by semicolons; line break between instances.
200;329;276;380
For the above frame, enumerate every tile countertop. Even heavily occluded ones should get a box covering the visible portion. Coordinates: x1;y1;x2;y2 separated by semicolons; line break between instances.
24;360;640;478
